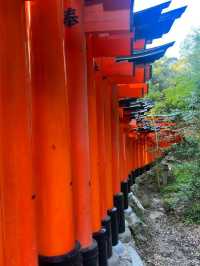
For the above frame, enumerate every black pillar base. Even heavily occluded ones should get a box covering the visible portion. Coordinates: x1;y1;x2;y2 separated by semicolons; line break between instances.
114;193;125;234
141;166;147;174
101;216;112;259
121;181;129;210
138;167;143;175
149;163;153;170
128;174;134;187
39;242;82;266
81;240;99;266
131;170;137;184
134;168;140;178
138;168;143;176
145;164;151;172
128;174;134;193
132;164;153;181
93;229;108;266
107;208;119;246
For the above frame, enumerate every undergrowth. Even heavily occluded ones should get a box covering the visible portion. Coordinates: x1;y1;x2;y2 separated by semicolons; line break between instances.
160;137;200;224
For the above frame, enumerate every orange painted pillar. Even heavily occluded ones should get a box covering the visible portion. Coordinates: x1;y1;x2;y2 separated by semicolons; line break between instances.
96;76;113;218
127;136;134;182
64;2;98;261
134;140;137;170
96;77;116;212
119;125;124;182
96;75;105;219
148;134;155;164
103;80;119;246
111;86;126;234
119;124;127;182
137;138;140;170
104;82;114;203
130;138;135;171
144;137;147;166
0;1;37;266
150;139;155;164
127;138;130;174
124;134;129;179
28;1;80;264
86;35;101;234
144;135;149;166
139;138;143;170
127;137;132;175
132;140;136;170
141;136;145;170
86;35;108;266
96;74;115;252
124;129;129;180
133;140;136;170
129;137;135;185
119;123;129;210
136;140;140;170
0;211;3;266
111;87;121;195
130;137;135;172
147;138;151;165
141;136;145;168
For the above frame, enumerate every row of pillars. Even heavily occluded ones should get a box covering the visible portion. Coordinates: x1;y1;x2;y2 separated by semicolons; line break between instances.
0;1;157;266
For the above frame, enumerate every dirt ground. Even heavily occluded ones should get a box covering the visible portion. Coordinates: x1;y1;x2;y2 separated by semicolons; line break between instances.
137;192;200;266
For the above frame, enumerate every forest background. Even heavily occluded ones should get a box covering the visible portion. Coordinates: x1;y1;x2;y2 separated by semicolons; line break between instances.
147;27;200;223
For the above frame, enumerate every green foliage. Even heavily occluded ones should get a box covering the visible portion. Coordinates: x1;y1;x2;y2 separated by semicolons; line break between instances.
150;57;178;92
181;28;200;82
161;142;200;223
148;27;200;114
184;203;200;225
150;28;200;223
162;162;194;209
170;137;200;161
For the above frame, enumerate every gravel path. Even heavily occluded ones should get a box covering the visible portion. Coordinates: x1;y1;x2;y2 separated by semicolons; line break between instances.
137;195;200;266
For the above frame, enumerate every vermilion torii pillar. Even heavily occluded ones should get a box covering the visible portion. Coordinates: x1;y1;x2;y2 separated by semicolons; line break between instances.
27;1;81;265
111;87;121;196
64;1;98;265
0;1;37;266
83;0;134;250
96;75;113;219
86;35;102;235
86;35;109;266
0;214;3;266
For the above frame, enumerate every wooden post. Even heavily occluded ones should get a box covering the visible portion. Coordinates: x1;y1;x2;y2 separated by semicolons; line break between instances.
96;75;113;219
64;1;98;265
28;1;81;265
111;87;121;195
0;1;37;265
64;0;92;248
86;35;108;266
86;35;102;233
104;81;114;208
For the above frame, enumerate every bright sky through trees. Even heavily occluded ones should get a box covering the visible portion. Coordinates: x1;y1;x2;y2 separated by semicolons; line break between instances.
134;0;200;57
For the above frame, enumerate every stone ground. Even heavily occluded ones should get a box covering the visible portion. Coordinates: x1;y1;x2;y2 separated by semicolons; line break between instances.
136;192;200;266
